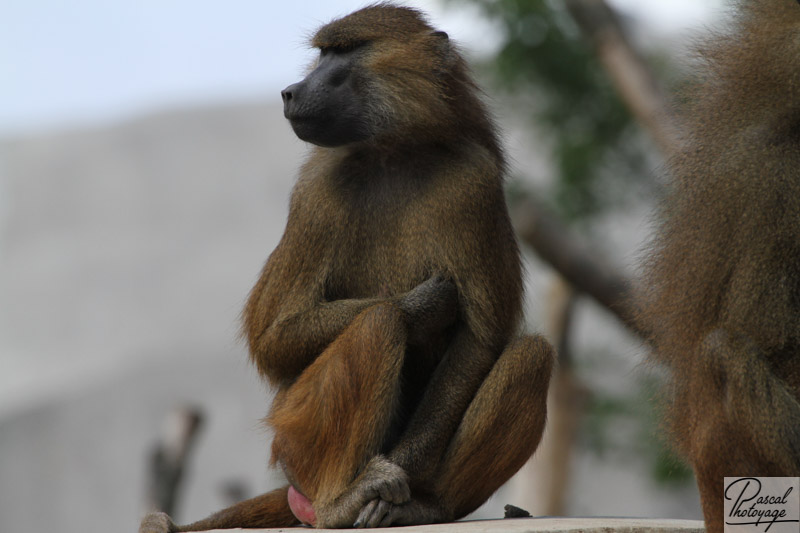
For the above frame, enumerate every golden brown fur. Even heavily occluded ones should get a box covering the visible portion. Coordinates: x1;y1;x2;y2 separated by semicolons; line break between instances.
638;1;800;531
140;4;553;531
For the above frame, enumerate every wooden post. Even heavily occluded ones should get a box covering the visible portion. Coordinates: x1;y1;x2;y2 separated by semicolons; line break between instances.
145;405;204;517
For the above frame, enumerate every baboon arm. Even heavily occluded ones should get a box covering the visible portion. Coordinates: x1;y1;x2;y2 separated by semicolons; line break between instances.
387;327;497;479
251;296;386;383
246;236;390;382
250;265;457;384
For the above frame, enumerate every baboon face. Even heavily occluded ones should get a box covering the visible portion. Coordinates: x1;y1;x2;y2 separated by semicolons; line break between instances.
280;4;471;150
281;46;370;147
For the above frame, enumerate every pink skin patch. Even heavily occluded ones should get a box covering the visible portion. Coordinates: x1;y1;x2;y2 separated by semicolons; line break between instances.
287;485;317;526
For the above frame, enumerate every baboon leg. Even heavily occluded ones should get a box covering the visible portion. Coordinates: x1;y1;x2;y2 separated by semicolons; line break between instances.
180;486;297;531
357;335;554;527
139;487;298;533
686;330;800;533
269;302;409;526
140;303;409;532
438;334;554;518
687;398;745;533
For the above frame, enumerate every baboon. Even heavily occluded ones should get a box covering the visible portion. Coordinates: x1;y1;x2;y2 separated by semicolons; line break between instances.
140;4;553;531
638;1;800;531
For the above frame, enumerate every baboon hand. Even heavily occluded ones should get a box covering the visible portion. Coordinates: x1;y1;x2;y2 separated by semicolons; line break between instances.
315;455;409;528
355;498;396;528
350;456;410;527
403;273;457;307
139;511;177;533
360;455;411;504
399;273;458;343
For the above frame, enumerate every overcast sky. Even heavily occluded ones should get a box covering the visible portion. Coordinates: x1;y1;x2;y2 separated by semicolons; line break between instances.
1;0;723;136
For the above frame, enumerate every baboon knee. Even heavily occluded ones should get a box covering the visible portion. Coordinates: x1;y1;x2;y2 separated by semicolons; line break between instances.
505;334;555;384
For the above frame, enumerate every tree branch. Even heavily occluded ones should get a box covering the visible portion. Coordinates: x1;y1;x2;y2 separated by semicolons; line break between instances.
511;197;642;337
564;0;680;157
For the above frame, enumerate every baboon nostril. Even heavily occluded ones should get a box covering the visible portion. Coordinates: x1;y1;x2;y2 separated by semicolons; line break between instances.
281;89;292;102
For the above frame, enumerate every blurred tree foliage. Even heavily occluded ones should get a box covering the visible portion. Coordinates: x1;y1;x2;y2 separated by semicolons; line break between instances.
454;0;692;486
580;366;693;485
460;0;648;222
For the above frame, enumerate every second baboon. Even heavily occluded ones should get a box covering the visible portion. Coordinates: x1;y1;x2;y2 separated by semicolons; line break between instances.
639;1;800;532
140;4;553;532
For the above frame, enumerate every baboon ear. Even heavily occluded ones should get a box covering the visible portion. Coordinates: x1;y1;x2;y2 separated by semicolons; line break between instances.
430;30;456;69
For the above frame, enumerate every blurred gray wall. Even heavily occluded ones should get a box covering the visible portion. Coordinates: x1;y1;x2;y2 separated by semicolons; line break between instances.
0;102;302;533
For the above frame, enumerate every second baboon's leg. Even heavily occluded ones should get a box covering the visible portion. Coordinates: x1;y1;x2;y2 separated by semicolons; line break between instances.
685;330;800;533
356;334;554;527
269;302;410;527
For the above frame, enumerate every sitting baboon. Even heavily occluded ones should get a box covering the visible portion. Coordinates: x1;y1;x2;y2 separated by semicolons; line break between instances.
140;4;553;531
638;1;800;531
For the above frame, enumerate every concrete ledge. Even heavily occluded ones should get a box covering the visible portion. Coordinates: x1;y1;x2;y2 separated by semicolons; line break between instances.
200;517;705;533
